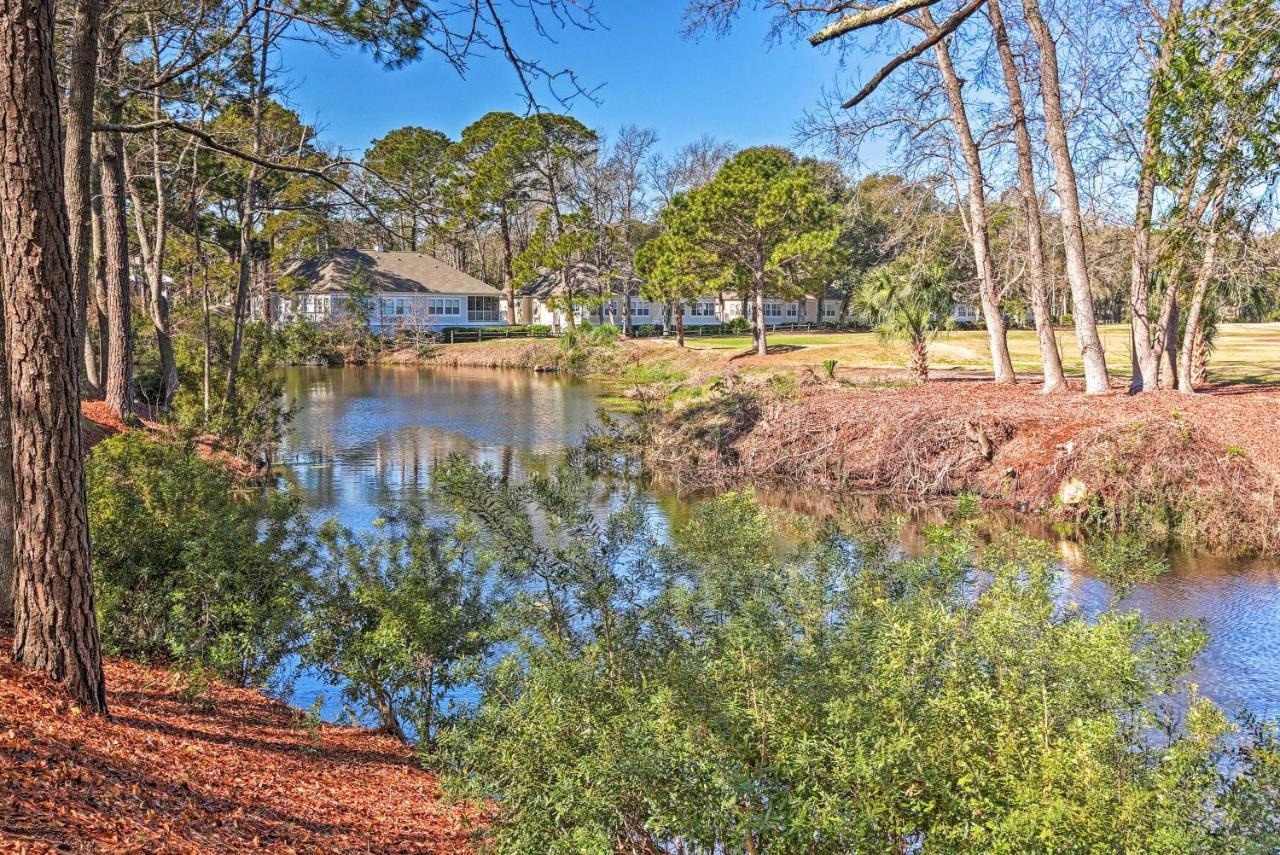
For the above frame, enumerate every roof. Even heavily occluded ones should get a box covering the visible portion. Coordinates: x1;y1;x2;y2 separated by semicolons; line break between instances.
282;250;502;297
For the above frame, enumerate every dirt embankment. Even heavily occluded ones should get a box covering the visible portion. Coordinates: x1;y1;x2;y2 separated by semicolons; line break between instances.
0;637;476;853
386;339;564;371
638;374;1280;553
80;400;264;480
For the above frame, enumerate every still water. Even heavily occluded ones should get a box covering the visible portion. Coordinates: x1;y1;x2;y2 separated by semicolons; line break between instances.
277;365;1280;721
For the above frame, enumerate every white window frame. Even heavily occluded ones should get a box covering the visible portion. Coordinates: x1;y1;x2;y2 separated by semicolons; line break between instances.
426;297;462;317
762;302;783;318
629;298;650;318
785;302;799;318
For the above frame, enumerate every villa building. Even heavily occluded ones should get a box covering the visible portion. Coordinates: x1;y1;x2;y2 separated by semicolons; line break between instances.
272;249;508;333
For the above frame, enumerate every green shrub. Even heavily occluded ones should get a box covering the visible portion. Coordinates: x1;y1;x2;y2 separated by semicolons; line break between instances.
169;318;293;464
87;433;312;685
304;507;492;746
431;459;1280;853
727;316;751;333
275;316;342;365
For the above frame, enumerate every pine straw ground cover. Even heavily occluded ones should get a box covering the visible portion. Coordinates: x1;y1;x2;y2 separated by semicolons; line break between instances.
79;400;262;480
641;374;1280;553
0;641;478;853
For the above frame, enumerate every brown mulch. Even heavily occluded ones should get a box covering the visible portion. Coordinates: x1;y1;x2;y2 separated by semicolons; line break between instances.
0;641;478;853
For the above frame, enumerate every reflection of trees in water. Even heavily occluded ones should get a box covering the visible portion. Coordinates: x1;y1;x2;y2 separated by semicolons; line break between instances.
280;365;602;510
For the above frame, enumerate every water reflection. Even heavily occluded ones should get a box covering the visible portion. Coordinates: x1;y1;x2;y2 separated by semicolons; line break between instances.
280;365;603;530
278;366;1280;721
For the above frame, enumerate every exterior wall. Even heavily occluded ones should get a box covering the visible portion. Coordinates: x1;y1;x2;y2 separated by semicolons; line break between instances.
953;302;981;324
593;296;808;328
274;291;508;332
520;294;820;331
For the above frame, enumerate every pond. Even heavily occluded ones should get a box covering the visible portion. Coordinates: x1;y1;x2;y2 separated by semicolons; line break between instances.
276;365;1280;723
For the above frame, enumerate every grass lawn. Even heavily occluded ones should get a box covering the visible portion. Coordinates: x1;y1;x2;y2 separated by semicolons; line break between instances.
679;322;1280;383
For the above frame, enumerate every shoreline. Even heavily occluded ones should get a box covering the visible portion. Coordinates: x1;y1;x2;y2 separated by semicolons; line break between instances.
400;337;1280;554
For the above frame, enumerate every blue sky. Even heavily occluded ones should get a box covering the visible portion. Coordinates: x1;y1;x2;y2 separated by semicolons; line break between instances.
282;1;853;159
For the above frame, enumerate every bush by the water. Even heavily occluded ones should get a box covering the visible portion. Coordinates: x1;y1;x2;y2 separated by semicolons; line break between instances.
427;457;1280;853
302;508;492;745
87;433;312;685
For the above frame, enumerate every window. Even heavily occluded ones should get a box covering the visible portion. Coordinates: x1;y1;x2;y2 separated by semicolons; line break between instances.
763;302;782;318
427;297;461;317
384;296;411;316
629;299;650;318
823;301;839;318
689;301;717;317
468;296;501;322
785;302;799;318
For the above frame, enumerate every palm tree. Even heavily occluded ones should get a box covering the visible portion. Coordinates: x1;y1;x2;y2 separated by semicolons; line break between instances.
854;258;957;383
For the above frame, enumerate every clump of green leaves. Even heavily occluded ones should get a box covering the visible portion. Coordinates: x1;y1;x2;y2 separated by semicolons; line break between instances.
87;433;311;685
854;256;957;382
303;507;492;747
429;457;1280;853
274;316;343;365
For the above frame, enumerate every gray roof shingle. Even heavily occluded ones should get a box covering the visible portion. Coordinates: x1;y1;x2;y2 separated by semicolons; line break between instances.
282;250;502;297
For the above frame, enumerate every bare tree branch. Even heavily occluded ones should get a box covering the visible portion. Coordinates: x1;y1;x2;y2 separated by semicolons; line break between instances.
840;0;986;109
809;0;938;45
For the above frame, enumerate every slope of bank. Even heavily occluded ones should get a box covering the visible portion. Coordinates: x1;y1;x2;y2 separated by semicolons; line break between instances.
640;373;1280;552
392;336;1280;551
0;639;475;853
80;400;263;480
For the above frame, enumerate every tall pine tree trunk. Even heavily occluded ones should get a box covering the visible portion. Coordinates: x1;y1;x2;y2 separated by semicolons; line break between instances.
0;307;12;626
98;127;133;419
924;6;1016;385
125;98;178;409
62;0;98;392
500;207;517;325
752;266;768;356
1022;0;1110;393
1129;0;1184;392
988;0;1066;392
0;0;107;712
226;7;270;406
86;170;108;393
1178;207;1224;394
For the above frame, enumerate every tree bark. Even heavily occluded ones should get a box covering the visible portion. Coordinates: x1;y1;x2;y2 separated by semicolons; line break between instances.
98;126;134;420
125;143;178;409
621;281;633;336
0;0;107;712
1162;294;1179;390
1177;209;1223;393
1022;0;1110;393
924;7;1016;385
500;206;517;325
226;6;270;406
675;298;685;347
0;307;12;625
86;168;107;394
910;337;929;383
62;0;99;392
752;266;768;356
1128;0;1184;392
988;0;1066;392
